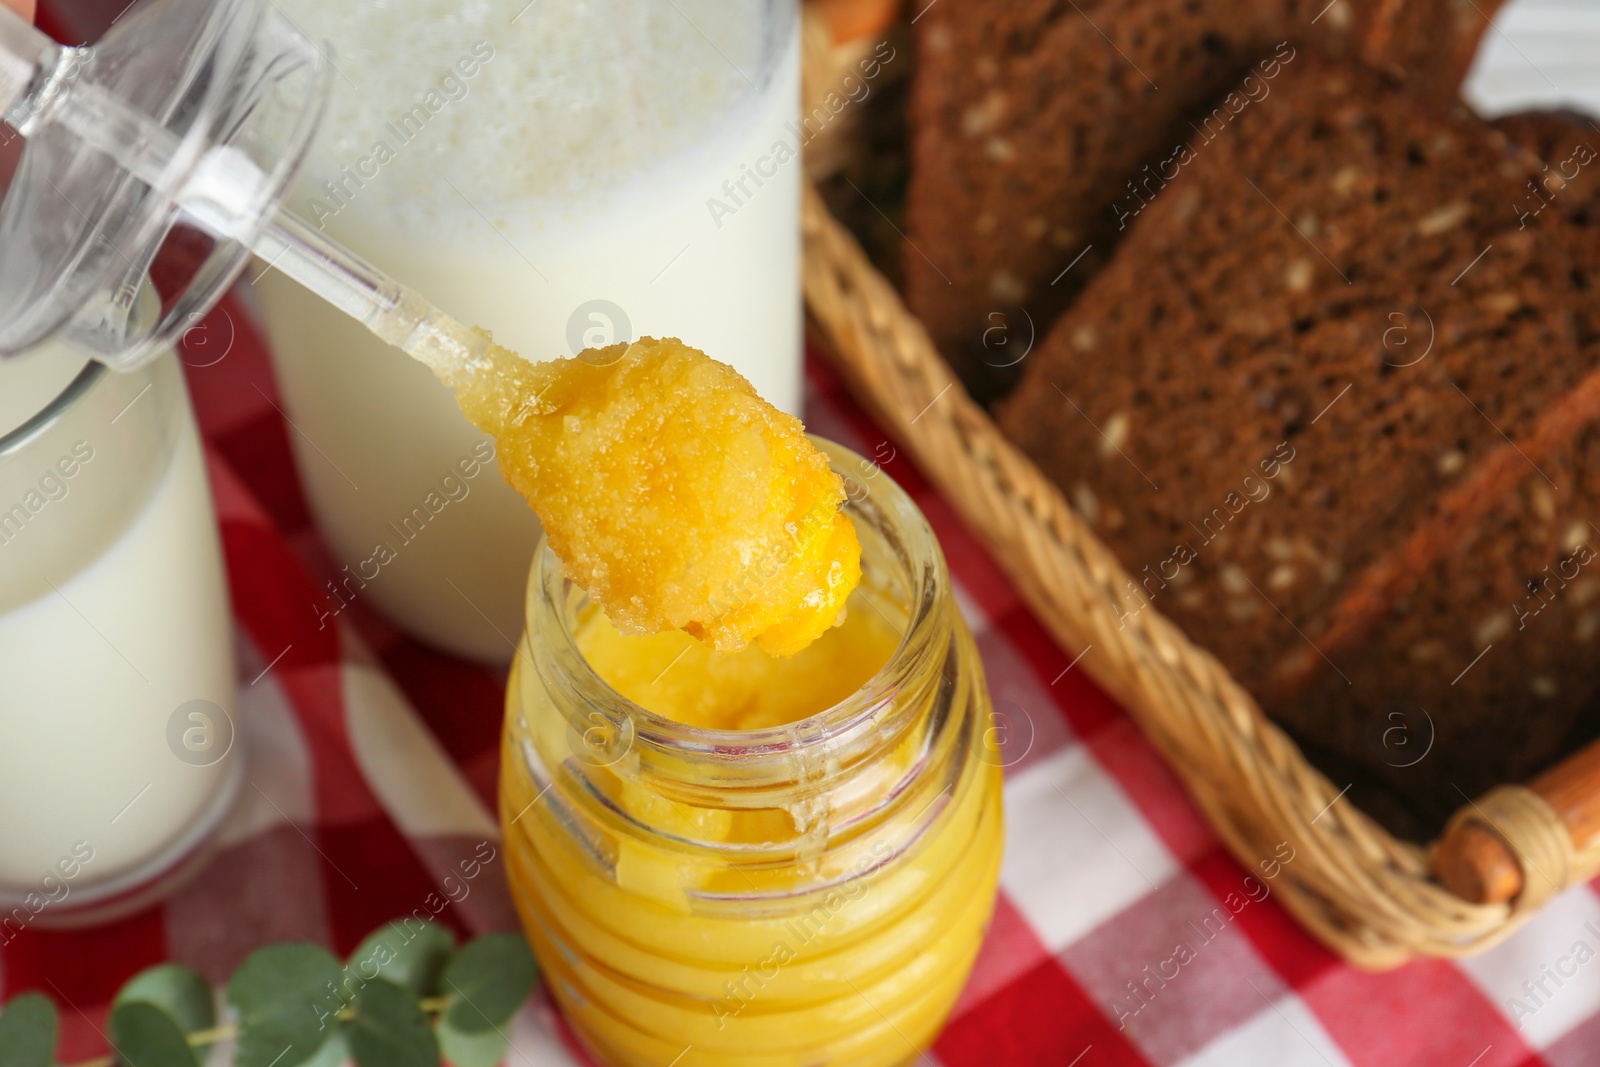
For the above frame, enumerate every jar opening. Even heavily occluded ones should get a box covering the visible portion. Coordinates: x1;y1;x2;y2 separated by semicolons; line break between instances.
527;436;951;779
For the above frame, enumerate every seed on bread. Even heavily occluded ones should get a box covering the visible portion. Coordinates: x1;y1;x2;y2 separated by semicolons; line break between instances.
1530;484;1557;524
1220;565;1250;595
1409;640;1446;663
989;270;1026;303
1101;412;1131;455
1417;201;1472;235
1286;259;1315;293
1475;613;1512;645
1071;483;1100;526
1227;598;1262;622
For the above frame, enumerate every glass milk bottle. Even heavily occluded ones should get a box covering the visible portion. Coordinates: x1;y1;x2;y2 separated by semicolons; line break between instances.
0;337;238;924
257;0;802;662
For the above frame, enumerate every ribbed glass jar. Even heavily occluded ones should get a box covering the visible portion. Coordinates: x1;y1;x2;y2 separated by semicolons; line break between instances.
500;439;1004;1067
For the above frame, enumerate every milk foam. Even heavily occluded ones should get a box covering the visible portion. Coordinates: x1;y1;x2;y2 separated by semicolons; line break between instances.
275;0;772;239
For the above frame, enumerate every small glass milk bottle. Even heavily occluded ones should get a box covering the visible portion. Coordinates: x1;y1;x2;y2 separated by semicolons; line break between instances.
0;331;238;923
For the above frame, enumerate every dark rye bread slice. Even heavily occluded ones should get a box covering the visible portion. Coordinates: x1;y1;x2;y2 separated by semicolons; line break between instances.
904;0;1503;402
996;57;1600;835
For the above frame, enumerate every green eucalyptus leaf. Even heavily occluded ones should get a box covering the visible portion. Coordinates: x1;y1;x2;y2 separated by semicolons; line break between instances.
346;979;439;1067
114;964;216;1039
227;943;344;1067
436;1018;509;1067
109;1001;197;1067
0;993;56;1067
347;920;456;997
440;934;537;1034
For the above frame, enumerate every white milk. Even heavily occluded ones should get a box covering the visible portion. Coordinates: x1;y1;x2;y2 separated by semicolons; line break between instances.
258;0;801;662
0;347;236;905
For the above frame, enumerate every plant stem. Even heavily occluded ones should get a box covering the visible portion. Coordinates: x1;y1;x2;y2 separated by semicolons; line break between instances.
187;1021;236;1044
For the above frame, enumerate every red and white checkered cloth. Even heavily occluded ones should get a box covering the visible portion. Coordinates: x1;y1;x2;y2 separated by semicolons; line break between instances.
7;298;1600;1067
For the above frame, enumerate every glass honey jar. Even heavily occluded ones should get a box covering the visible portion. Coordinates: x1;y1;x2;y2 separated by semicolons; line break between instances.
501;438;1003;1067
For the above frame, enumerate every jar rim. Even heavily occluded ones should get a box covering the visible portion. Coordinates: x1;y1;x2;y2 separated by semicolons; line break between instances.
2;281;161;459
0;356;104;459
528;435;949;768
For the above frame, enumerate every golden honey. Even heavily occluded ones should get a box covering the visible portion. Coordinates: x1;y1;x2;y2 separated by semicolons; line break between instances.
451;335;859;657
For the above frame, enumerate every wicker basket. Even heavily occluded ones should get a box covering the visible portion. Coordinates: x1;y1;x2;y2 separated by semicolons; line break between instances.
796;10;1600;969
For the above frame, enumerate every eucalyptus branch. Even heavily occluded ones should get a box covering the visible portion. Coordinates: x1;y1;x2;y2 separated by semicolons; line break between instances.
0;927;536;1067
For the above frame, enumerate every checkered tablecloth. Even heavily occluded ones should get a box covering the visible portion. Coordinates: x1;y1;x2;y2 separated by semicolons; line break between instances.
6;298;1600;1067
13;0;1600;1059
